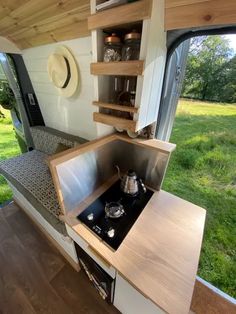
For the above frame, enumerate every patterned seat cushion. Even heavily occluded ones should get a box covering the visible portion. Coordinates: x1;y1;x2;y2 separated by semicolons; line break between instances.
0;150;62;219
30;126;87;155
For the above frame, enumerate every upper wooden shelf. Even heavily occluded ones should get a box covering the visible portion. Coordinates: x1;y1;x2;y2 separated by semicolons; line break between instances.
93;101;139;113
93;112;137;132
90;60;144;76
88;0;152;30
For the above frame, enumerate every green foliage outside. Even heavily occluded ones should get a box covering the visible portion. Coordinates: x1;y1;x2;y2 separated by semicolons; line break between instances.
182;36;236;103
0;80;16;110
0;108;21;205
163;99;236;298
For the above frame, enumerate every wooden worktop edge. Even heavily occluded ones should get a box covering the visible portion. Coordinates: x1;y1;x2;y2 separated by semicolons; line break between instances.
48;133;176;168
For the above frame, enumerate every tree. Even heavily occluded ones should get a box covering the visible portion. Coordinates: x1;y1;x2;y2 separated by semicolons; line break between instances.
0;81;16;110
182;35;235;102
221;55;236;103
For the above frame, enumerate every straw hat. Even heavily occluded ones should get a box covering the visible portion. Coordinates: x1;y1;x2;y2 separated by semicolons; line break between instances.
47;46;78;97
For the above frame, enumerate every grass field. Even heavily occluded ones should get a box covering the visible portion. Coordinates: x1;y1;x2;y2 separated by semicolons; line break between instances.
0;108;21;205
163;99;236;298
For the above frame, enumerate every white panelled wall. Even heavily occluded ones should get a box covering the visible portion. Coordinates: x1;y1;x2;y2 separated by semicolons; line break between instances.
22;37;99;140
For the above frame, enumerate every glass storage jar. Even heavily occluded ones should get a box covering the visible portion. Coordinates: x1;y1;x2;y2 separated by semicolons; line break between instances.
104;33;122;62
122;30;141;61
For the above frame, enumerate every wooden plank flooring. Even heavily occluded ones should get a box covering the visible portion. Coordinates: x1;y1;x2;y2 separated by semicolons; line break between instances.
0;202;119;314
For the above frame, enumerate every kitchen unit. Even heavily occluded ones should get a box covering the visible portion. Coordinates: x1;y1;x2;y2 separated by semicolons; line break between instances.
49;134;206;314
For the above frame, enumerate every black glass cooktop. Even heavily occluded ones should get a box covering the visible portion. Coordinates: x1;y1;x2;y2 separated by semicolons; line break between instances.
77;180;153;250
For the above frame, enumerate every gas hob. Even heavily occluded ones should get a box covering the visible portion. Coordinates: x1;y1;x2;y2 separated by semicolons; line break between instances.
77;180;153;250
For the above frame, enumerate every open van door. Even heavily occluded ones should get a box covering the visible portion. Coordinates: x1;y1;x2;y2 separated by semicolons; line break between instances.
0;53;42;152
156;39;190;141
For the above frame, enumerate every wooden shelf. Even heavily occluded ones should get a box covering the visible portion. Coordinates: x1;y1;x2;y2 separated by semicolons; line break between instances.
90;60;144;76
93;101;139;113
93;112;137;132
88;0;152;30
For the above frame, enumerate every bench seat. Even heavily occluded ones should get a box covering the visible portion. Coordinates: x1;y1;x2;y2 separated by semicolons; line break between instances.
0;150;66;235
0;126;87;236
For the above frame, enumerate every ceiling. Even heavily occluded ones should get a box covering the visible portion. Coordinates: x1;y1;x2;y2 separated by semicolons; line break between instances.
1;0;236;50
0;0;90;50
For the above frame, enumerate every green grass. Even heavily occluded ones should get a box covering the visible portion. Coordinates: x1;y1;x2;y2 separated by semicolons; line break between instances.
163;99;236;298
0;108;21;205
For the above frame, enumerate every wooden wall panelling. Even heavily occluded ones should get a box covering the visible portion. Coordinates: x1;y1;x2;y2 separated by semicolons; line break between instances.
0;0;90;49
165;0;236;30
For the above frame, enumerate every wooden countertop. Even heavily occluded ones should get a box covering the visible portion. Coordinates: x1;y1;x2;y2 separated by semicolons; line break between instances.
64;183;206;314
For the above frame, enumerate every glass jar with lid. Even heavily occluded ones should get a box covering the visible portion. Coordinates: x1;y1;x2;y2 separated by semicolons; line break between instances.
122;30;141;61
104;33;122;62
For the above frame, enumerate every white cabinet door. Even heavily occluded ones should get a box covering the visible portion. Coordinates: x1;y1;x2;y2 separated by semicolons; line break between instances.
114;274;165;314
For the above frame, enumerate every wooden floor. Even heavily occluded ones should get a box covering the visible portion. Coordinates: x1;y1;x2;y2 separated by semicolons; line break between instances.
0;202;119;314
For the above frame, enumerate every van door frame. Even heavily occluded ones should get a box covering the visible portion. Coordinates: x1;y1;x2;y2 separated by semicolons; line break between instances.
155;26;236;141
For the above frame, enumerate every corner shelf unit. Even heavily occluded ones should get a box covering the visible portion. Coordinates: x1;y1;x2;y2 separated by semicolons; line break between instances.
89;0;166;134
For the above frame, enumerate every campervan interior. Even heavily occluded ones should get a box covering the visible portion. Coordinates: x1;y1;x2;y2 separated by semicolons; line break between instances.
0;1;235;313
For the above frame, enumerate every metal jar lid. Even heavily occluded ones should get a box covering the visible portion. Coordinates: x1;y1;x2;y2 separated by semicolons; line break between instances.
105;33;121;43
124;30;141;41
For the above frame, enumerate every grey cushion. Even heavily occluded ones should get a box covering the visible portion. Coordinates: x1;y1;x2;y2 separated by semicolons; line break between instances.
30;126;87;155
0;150;66;235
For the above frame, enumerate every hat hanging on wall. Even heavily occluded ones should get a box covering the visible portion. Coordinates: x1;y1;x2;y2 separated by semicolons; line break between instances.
47;46;78;97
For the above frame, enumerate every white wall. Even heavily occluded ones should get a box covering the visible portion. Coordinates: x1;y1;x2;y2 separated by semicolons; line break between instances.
22;37;98;140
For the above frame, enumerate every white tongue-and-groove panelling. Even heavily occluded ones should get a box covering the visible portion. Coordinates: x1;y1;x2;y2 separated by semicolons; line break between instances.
23;37;101;140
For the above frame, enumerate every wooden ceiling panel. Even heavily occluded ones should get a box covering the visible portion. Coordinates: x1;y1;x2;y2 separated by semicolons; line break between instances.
0;0;90;49
165;0;236;30
17;20;89;49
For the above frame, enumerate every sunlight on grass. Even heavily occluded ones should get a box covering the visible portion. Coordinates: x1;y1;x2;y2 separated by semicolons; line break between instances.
163;99;236;298
178;99;236;116
0;108;21;205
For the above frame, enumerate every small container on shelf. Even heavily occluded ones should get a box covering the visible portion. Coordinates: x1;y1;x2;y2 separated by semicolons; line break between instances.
109;76;123;103
117;76;136;119
122;30;141;61
104;33;122;62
